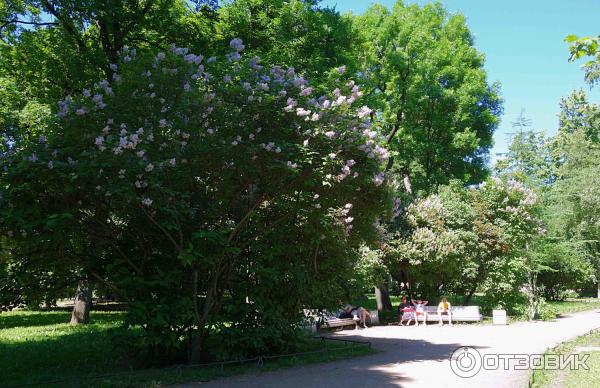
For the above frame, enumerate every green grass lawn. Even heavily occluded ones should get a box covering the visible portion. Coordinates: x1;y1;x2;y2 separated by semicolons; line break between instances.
530;329;600;388
548;299;600;316
0;309;374;387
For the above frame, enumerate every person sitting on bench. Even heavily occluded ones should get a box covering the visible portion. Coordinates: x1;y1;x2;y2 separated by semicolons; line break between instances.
437;297;453;326
412;299;428;326
338;305;354;319
398;296;415;326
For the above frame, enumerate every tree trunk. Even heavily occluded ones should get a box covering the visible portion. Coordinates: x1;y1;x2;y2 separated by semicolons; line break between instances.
464;285;477;305
374;282;393;312
527;271;536;321
70;279;93;325
597;268;600;299
403;174;413;195
190;330;214;364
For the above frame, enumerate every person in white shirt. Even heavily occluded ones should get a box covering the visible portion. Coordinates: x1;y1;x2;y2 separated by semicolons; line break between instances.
411;299;429;326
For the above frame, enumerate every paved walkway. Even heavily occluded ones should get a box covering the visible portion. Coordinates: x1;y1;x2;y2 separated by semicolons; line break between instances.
178;309;600;388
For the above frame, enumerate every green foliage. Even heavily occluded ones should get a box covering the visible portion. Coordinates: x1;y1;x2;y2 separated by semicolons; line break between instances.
387;177;542;311
566;34;600;86
216;0;354;81
495;87;600;307
557;90;600;142
535;301;558;321
352;1;502;195
0;39;390;358
346;245;390;296
495;130;556;188
535;240;594;300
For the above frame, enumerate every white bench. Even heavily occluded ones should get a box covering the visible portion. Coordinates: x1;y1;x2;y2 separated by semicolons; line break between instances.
407;306;482;323
303;309;379;331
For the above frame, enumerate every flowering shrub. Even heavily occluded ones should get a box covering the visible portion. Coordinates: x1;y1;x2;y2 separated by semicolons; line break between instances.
0;39;390;359
387;178;543;309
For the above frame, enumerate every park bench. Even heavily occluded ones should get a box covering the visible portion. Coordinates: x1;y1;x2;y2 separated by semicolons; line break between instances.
303;309;379;331
322;314;359;330
410;305;482;323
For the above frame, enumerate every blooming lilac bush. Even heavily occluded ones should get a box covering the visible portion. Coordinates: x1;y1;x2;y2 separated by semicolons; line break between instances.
387;177;543;311
0;39;390;358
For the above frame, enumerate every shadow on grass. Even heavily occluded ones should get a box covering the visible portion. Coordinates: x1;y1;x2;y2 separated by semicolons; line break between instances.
0;327;375;388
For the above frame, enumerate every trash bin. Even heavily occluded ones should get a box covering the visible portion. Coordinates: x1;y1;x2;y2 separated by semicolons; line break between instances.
492;309;507;325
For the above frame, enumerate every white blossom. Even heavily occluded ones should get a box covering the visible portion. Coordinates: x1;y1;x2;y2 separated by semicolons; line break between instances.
296;108;311;117
357;106;373;118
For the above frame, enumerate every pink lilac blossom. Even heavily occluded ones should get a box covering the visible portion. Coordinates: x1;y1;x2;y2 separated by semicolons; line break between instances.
357;106;372;118
299;87;313;97
373;172;385;186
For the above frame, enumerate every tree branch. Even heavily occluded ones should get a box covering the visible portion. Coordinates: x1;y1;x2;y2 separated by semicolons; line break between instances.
0;19;58;30
40;0;88;53
141;206;182;253
227;196;265;244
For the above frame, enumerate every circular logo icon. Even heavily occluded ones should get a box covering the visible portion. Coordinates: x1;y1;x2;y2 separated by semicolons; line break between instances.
450;346;482;378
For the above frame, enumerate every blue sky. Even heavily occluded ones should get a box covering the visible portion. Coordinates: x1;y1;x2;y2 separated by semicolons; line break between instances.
320;0;600;159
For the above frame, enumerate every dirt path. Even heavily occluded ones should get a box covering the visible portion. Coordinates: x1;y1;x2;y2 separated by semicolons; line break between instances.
176;309;600;388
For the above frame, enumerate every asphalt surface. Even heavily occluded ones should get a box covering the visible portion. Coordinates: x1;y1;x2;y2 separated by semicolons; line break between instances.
175;309;600;388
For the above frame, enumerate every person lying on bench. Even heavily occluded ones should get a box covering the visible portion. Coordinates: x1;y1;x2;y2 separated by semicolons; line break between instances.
398;296;415;326
411;299;428;326
340;305;371;328
437;297;453;326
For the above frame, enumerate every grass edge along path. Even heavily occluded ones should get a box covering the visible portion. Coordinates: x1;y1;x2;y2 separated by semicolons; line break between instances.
5;338;375;388
529;328;600;388
0;309;375;388
96;337;374;388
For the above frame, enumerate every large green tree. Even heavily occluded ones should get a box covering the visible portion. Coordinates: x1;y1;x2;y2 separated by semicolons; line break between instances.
352;1;502;196
0;0;357;321
0;40;391;360
496;91;599;300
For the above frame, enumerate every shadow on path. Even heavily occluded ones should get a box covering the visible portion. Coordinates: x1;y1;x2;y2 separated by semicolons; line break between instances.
177;334;487;388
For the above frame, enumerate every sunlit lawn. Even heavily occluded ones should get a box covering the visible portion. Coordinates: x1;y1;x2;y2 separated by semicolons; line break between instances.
548;299;600;316
0;310;133;387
